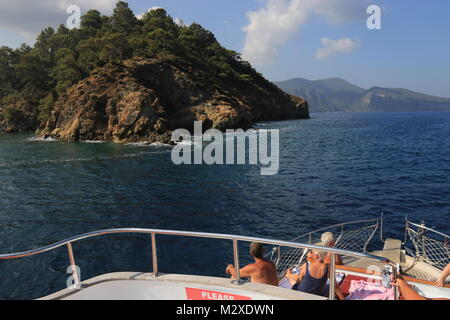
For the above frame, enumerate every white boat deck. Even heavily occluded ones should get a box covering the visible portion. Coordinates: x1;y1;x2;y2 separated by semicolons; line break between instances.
333;238;439;282
39;272;327;301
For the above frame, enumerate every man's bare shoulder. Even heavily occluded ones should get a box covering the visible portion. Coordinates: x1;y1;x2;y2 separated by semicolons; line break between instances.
245;260;271;270
242;263;258;271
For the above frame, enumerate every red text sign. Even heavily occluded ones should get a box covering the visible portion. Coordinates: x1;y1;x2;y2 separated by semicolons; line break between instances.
185;288;252;300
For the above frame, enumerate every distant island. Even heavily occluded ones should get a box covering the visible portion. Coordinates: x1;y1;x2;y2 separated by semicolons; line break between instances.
276;77;450;113
0;1;308;143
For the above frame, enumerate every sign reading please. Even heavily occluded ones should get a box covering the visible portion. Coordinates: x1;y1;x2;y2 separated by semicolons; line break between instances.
185;288;252;300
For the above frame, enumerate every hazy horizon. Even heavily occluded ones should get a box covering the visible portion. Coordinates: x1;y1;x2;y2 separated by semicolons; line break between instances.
275;76;450;99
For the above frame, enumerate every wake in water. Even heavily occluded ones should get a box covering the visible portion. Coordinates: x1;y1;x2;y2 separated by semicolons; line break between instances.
0;135;174;169
25;136;58;142
25;136;171;146
125;142;172;147
81;140;108;144
0;150;172;169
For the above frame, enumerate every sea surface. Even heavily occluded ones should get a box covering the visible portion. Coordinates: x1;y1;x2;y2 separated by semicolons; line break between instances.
0;112;449;299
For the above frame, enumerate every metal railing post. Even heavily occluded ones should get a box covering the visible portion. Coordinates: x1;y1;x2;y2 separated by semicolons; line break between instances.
151;233;158;277
420;221;426;260
328;253;336;300
66;243;80;288
232;239;244;285
392;265;399;300
403;217;408;245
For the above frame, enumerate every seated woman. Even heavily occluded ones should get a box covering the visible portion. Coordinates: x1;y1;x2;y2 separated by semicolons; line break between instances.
285;247;345;300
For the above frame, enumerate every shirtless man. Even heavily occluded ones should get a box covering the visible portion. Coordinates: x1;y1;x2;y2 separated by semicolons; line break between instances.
226;242;279;286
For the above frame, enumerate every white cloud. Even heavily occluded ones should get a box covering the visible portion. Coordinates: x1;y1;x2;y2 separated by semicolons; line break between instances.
242;0;309;66
314;37;360;60
242;0;369;66
137;6;163;20
174;18;187;27
149;6;163;11
137;7;186;28
0;0;116;41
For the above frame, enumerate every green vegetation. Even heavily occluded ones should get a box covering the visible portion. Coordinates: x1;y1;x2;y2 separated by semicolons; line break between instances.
37;93;55;123
0;106;20;122
0;1;266;125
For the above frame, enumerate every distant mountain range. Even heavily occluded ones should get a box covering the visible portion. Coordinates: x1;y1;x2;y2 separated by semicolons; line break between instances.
276;78;450;113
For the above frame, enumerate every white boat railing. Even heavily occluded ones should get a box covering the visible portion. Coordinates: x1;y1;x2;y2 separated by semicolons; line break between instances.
405;220;450;270
0;228;399;300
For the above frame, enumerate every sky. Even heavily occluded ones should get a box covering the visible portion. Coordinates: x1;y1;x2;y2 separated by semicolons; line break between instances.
0;0;449;98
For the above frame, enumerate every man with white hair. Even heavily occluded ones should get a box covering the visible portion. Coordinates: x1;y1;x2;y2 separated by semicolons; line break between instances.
321;232;343;266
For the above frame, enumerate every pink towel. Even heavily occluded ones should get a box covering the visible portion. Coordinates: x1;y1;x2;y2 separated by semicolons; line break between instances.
345;280;395;300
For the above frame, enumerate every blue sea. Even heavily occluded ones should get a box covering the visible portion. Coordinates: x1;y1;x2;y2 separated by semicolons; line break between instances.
0;112;449;299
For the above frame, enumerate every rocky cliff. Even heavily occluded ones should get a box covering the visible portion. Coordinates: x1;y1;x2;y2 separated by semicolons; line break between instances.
0;100;39;133
38;57;309;143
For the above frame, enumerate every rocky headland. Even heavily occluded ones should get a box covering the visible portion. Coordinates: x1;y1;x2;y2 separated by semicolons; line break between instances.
37;57;308;143
0;4;308;143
